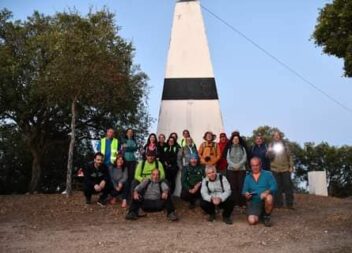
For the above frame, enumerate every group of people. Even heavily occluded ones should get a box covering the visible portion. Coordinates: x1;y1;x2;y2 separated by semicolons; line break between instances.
82;128;294;226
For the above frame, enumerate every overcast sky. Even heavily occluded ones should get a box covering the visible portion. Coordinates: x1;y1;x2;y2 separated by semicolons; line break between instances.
2;0;351;146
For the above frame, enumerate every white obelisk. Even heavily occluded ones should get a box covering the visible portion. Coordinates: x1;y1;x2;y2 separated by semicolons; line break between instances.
157;0;224;146
157;0;224;196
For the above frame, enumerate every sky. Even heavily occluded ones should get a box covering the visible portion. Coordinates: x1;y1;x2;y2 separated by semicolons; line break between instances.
2;0;351;146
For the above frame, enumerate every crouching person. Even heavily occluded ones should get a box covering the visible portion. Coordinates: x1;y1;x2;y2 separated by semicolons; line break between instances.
109;155;128;208
83;152;110;206
125;169;178;221
200;165;234;224
242;157;277;227
181;153;204;209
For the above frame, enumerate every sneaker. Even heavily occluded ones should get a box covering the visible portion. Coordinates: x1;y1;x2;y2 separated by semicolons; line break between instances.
167;212;179;221
223;217;233;225
125;212;138;220
207;214;216;222
97;199;106;207
263;215;272;227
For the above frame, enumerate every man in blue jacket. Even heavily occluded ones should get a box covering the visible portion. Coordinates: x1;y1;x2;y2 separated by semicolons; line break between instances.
242;157;277;227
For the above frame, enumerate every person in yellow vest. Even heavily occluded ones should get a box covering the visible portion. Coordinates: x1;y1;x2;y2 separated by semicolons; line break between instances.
179;129;191;147
97;128;119;167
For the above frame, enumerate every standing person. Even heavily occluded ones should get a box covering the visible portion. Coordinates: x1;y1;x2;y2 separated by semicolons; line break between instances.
242;157;277;227
157;133;167;165
225;132;247;208
249;134;270;170
177;137;198;172
169;132;181;149
267;131;294;209
108;155;128;208
142;133;158;159
216;133;228;174
198;131;221;166
121;128;138;201
96;128;119;167
163;136;180;194
181;153;204;208
200;165;234;224
83;152;110;206
179;129;191;147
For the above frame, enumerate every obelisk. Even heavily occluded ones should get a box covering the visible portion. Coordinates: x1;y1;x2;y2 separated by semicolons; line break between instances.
157;0;224;195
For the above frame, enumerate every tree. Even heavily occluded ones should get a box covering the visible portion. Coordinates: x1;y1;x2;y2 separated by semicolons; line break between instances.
313;0;352;77
0;9;72;192
39;9;150;195
295;142;352;197
0;9;151;193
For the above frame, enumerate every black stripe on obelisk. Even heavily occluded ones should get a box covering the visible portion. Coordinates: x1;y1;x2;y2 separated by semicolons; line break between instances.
162;78;219;100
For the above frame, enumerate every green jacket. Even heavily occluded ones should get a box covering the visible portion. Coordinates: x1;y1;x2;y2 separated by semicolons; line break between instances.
181;165;204;190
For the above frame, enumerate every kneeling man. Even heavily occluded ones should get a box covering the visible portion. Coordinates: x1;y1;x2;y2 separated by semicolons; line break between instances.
242;157;277;227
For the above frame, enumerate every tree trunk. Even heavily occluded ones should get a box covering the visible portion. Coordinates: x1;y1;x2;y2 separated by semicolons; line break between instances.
28;148;42;193
65;98;77;196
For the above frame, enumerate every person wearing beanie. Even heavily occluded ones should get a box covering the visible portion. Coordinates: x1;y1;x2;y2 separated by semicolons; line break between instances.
180;153;204;209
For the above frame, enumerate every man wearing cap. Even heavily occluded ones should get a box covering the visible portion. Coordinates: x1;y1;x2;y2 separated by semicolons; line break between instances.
199;131;221;166
134;149;165;183
180;153;204;208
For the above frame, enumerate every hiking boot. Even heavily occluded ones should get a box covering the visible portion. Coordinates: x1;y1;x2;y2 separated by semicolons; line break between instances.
207;214;216;222
167;212;179;222
263;215;272;227
125;212;138;220
223;217;233;225
97;199;106;207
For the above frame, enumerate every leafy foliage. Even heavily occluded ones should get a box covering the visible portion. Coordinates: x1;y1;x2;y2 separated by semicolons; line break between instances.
313;0;352;77
0;8;151;193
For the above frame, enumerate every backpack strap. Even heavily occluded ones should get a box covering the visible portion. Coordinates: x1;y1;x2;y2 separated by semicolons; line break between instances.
140;160;159;178
219;174;224;193
206;174;224;194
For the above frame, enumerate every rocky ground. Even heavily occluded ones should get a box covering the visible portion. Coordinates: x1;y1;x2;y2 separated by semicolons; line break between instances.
0;193;351;253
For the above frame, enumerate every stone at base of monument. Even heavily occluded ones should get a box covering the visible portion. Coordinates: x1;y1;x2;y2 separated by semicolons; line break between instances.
308;171;328;196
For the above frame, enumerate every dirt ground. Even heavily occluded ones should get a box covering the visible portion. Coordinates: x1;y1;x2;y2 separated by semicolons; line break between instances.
0;193;351;253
